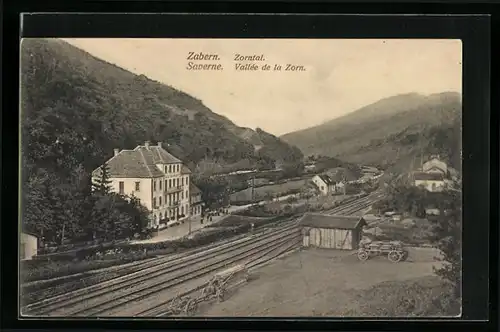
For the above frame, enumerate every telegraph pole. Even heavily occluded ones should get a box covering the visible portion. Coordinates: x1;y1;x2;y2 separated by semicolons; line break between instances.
251;174;255;202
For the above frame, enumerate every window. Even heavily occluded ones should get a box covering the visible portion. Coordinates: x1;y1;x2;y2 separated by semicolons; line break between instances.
181;192;184;200
169;179;172;188
119;181;124;194
169;165;172;173
187;177;189;185
135;182;140;191
159;196;162;206
181;206;184;214
160;212;163;220
159;180;162;190
176;178;179;187
165;180;167;190
177;164;180;172
182;177;184;186
153;197;157;208
153;180;157;191
164;165;168;173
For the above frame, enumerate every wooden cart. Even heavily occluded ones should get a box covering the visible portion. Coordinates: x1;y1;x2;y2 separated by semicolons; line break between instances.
201;264;250;302
357;240;409;263
165;264;250;316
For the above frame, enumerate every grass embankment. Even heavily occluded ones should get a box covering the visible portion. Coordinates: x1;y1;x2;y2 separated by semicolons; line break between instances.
20;213;296;306
364;218;435;247
341;276;461;317
230;179;307;204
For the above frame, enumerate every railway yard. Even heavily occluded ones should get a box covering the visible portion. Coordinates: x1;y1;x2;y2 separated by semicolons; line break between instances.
21;190;443;318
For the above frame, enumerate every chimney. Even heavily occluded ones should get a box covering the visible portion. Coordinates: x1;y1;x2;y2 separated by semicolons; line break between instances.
158;142;162;149
113;148;119;156
145;141;150;149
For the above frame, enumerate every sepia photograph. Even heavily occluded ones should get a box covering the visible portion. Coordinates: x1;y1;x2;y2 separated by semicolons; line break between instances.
20;38;462;318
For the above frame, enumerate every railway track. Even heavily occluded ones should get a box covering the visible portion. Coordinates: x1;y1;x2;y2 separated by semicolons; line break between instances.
135;236;302;317
23;191;384;317
326;191;384;216
22;218;297;306
23;222;300;317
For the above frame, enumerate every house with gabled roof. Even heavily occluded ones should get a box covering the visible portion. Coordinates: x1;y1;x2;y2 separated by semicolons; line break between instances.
92;141;197;229
422;156;448;176
312;174;344;195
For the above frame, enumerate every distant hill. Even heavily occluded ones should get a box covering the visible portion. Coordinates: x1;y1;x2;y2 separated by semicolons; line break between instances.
21;38;302;178
281;92;462;172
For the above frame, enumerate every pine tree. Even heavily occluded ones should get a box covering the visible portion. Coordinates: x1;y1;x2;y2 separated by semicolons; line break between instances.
92;162;112;195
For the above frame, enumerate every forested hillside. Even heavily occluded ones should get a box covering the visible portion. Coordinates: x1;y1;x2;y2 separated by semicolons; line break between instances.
20;38;302;244
281;92;462;172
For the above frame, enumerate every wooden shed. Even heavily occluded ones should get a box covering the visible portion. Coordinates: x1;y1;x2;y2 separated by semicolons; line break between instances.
20;232;38;260
299;213;367;250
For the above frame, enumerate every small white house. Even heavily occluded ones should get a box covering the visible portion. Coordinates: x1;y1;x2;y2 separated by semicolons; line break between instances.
312;174;337;195
20;232;38;260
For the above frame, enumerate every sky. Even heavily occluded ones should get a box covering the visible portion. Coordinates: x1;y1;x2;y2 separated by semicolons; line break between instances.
64;38;462;136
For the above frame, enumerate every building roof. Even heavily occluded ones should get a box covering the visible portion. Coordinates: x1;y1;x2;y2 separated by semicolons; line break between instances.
413;172;444;181
181;165;192;174
21;231;39;238
316;174;335;185
423;158;447;171
299;213;366;230
190;183;202;195
93;143;182;178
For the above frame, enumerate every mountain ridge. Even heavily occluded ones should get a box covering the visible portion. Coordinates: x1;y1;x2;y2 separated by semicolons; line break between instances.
280;92;461;171
21;38;302;177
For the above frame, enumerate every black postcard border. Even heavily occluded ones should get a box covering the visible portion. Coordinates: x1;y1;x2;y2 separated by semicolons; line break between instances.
2;6;496;332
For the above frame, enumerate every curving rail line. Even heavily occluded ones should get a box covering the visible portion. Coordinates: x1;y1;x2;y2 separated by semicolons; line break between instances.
23;222;300;317
22;191;384;317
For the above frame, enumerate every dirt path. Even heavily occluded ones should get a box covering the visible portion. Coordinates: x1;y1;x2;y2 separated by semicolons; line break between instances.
197;247;441;317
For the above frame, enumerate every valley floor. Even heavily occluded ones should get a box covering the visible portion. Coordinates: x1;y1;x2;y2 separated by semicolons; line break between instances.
196;247;457;317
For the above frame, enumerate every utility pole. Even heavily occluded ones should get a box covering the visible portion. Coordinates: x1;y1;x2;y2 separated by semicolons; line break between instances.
251;174;255;202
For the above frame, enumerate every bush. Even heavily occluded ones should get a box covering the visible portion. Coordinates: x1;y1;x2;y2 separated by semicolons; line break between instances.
341;276;460;317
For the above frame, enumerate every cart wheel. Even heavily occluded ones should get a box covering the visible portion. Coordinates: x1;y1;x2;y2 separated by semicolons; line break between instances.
217;289;225;302
357;250;369;261
388;250;402;263
185;299;197;316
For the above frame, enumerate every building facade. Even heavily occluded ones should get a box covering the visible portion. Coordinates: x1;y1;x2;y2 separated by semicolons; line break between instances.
92;141;198;229
189;183;204;217
20;232;38;260
299;213;367;250
413;172;445;192
312;174;337;195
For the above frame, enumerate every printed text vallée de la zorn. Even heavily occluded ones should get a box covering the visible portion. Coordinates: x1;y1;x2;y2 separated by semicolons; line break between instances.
185;52;307;72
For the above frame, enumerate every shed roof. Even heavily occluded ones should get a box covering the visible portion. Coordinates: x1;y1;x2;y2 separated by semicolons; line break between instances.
21;231;39;239
299;213;366;230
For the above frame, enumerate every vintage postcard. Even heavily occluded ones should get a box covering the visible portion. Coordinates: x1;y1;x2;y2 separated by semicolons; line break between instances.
20;38;462;318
